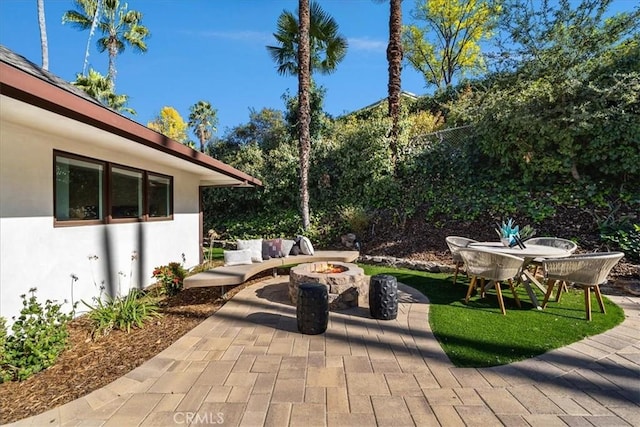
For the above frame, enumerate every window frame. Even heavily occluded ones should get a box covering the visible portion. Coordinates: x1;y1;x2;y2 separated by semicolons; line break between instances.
53;150;174;227
109;163;145;223
53;152;106;227
147;172;174;222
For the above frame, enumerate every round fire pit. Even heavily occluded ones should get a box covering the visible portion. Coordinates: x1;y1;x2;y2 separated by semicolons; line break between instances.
289;262;368;310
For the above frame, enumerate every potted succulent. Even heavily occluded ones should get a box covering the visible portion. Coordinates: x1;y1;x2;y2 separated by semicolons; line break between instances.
495;218;536;247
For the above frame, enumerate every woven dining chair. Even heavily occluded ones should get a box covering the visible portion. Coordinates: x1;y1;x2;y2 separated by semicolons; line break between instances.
525;237;579;292
541;252;624;321
445;236;478;285
459;248;525;315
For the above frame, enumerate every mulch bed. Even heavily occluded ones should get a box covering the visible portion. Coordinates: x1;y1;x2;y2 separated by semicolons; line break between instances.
0;277;264;425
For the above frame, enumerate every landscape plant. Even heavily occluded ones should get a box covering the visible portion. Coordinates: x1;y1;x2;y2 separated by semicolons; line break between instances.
83;289;160;338
152;262;187;296
0;289;72;382
600;223;640;263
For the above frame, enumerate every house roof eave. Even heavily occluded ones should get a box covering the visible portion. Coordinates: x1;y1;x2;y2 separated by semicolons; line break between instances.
0;49;262;188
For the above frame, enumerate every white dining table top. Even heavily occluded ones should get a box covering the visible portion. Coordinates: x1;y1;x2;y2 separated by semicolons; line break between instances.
468;242;571;259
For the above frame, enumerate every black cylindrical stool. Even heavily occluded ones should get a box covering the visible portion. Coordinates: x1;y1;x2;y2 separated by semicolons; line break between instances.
369;275;398;320
297;283;329;335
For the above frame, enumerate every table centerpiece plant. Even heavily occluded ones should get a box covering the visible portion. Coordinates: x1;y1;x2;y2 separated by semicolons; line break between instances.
495;218;535;247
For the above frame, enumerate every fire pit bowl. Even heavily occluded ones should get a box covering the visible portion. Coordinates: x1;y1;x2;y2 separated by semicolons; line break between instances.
289;262;368;310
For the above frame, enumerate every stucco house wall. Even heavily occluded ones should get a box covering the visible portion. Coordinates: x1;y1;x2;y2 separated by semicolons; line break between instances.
0;46;261;322
0;101;202;318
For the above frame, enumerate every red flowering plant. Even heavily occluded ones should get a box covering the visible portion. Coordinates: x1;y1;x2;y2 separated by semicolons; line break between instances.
152;262;186;296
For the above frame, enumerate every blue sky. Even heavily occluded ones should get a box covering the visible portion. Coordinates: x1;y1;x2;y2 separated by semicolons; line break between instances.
0;0;635;139
0;0;428;137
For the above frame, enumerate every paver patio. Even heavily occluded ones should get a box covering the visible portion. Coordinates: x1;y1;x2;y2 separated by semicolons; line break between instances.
8;276;640;427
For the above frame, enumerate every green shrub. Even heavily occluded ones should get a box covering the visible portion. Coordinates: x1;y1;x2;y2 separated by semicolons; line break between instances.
339;205;370;236
152;262;187;296
0;289;72;382
600;223;640;263
83;289;160;338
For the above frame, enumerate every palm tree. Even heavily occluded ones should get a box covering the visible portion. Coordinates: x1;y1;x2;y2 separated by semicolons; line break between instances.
73;68;136;115
63;0;150;89
387;0;403;169
298;0;312;231
267;1;348;77
188;101;218;153
37;0;48;70
268;1;345;231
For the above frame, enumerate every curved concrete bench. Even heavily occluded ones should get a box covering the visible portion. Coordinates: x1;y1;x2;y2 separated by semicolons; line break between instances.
184;250;360;289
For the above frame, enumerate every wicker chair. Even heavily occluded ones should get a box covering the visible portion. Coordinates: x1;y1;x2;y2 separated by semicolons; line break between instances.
525;237;579;287
445;236;478;285
459;248;525;315
525;237;578;253
541;252;624;321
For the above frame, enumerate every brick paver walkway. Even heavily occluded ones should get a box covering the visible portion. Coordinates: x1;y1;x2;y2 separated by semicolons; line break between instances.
9;277;640;426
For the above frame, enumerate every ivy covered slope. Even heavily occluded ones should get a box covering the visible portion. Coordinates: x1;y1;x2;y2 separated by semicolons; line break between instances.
201;1;639;263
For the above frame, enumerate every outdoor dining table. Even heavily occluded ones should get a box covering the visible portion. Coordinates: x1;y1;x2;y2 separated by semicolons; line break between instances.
468;242;572;309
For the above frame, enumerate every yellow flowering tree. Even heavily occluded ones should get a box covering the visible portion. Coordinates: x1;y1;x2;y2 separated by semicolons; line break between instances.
403;0;500;89
147;106;191;146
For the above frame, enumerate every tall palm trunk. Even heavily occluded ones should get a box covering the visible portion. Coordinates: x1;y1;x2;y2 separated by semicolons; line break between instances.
387;0;403;171
83;0;102;76
298;0;312;231
108;40;118;90
37;0;48;70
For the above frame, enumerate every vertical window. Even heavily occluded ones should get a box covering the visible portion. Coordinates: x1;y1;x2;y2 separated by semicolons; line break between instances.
55;155;104;221
148;174;172;218
111;167;143;219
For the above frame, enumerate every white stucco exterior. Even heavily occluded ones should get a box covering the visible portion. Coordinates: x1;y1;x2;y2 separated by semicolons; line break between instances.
1;97;198;320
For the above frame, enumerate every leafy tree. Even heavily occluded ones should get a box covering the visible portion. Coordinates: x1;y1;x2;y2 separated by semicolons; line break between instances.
496;0;639;77
298;0;312;230
73;68;135;114
63;0;150;89
282;83;330;142
266;1;348;76
37;0;48;70
188;101;218;153
403;0;500;89
147;106;190;145
450;0;640;185
219;108;289;153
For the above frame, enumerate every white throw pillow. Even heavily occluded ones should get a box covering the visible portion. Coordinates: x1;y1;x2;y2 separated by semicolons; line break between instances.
224;249;253;266
299;236;315;255
281;239;296;257
237;239;263;262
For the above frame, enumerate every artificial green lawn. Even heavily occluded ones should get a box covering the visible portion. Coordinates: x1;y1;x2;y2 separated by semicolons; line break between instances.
360;264;625;368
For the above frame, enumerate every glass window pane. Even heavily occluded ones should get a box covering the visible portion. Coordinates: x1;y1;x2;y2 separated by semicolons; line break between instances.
148;174;171;218
111;167;143;219
55;156;103;221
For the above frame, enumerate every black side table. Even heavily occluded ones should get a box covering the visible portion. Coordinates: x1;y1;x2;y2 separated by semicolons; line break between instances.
297;283;329;334
369;275;398;320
